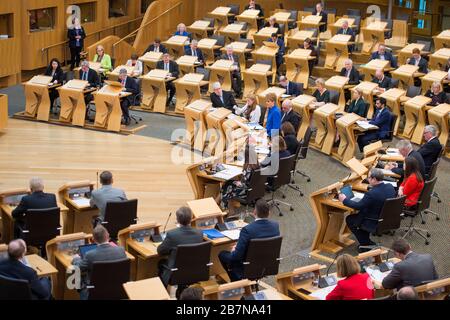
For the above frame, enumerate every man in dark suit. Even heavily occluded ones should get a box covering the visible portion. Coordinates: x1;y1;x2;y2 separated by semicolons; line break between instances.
219;199;280;281
144;38;168;54
0;239;52;300
281;99;301;133
156;53;179;106
386;140;426;179
210;82;237;110
339;168;396;252
221;45;242;97
370;44;398;68
371;68;391;92
382;239;438;289
313;2;328;32
184;39;204;64
279;76;302;97
336;20;355;52
268;33;285;70
12;177;57;239
418;125;443;176
79;60;100;106
407;48;428;74
117;69;139;125
357;97;393;152
340;59;360;101
300;38;318;76
72;225;127;300
157;207;203;294
245;0;264;29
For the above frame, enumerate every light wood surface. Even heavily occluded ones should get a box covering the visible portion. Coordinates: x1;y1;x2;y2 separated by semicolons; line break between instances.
0;94;7;130
124;277;170;300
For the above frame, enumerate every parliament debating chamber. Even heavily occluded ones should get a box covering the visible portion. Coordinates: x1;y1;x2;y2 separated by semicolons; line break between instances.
0;0;449;304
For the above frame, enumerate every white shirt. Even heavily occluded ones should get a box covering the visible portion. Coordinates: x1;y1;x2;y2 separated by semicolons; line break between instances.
414;57;420;66
154;46;159;52
126;59;143;76
234;104;261;123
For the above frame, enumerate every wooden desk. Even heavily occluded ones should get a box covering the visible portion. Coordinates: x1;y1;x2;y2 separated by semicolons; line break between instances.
253;27;279;48
0;94;7;130
416;277;450;300
421;70;448;92
311;103;340;154
26;254;58;278
219;23;246;44
427;103;450;158
184;99;212;151
174;73;208;114
324;34;352;71
204;279;291;300
242;63;272;97
23;75;56;121
329;18;356;36
139;51;163;73
285;49;314;88
257;86;286;106
391;64;420;89
325;76;349;108
123;277;170;300
140;69;172;113
73;62;102;80
164;35;189;58
292;94;316;140
332;113;363;164
397;43;425;66
221;41;251;73
236;9;260;39
251;45;279;83
208;6;232;32
198;38;220;66
403;95;432;144
93;83;130;132
298;15;323;45
176;55;201;77
57;80;93;126
106;65;135;82
287;30;315;51
429;48;450;71
204;108;232;155
361;21;388;55
360;59;390;82
187;20;214;40
58;181;97;235
351;81;379;118
433;29;450;51
379;88;406;136
207;59;234;93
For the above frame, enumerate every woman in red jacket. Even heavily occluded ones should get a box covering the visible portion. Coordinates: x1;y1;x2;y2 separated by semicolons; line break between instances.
326;254;374;300
399;157;425;208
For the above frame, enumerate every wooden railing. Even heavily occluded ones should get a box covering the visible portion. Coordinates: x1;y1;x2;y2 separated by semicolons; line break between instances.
111;1;183;58
40;16;144;66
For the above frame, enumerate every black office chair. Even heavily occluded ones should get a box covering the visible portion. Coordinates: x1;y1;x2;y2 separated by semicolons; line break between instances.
425;158;442;219
405;85;422;98
196;67;210;81
0;275;33;300
278;23;286;36
102;199;138;240
347;9;361;16
329;90;340;105
288;10;298;29
210;34;225;47
235;169;268;218
416;40;432;52
227;4;240;15
243;236;283;287
238;37;253;49
390;78;399;89
361;102;370;118
87;258;130;300
19;207;61;257
382;19;393;39
288;136;305;196
255;59;272;71
296;126;313;182
400;177;437;245
166;242;212;298
129;78;143;124
203;17;215;36
264;154;296;216
359;73;365;82
258;105;266;126
235;21;248;31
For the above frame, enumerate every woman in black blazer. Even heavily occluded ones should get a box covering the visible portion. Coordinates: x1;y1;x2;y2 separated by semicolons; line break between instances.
281;122;299;155
424;82;448;106
44;58;64;111
67;18;86;70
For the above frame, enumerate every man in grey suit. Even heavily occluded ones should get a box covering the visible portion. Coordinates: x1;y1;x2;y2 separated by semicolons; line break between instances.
220;45;242;97
382;239;438;290
72;225;127;300
90;171;127;223
157;206;203;297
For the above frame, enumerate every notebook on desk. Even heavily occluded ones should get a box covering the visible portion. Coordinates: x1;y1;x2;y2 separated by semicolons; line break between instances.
340;185;363;202
202;228;225;239
78;244;97;258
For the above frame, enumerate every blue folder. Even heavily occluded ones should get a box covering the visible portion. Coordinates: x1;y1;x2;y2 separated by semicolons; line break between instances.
202;228;225;239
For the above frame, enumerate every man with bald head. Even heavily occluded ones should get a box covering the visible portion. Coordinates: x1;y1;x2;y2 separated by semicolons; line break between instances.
0;239;52;299
12;177;57;239
371;68;391;92
370;44;397;68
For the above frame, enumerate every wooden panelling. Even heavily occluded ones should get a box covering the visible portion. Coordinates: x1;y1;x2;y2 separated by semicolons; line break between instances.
0;2;21;83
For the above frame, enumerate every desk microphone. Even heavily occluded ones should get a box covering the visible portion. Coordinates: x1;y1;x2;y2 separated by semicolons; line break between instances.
151;212;172;242
318;253;339;288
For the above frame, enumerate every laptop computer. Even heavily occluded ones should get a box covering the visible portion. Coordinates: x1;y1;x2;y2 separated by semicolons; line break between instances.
78;244;97;258
340;185;363;202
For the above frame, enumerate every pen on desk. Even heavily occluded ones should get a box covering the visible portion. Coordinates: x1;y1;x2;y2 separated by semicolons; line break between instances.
35;266;42;272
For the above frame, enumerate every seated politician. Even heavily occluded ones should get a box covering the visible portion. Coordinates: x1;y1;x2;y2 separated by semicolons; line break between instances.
336;20;355;52
385;140;426;179
210;82;237;110
279;75;302;97
311;78;330;108
0;239;52;300
220;45;242;97
219;199;280;282
407;48;428;74
340;59;360;101
125;53;143;77
418;125;443;177
281;122;299;155
264;16;281;34
369;44;397;69
371;68;391;93
398;157;424;209
79;60;100;106
117;68;139;125
174;23;192;50
93;45;112;76
424;82;448;106
233;94;261;124
12;177;57;239
156;53;179;106
157;206;203;297
268;33;285;70
357;97;393;152
281;99;300;133
300;38;317;75
345;88;367;117
338;168;396;252
184;39;204;64
144;38;168;54
71;225;127;300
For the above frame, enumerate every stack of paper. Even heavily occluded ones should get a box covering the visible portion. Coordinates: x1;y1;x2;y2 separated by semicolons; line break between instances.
212;164;242;180
309;285;336;300
255;146;270;155
72;197;91;207
356;120;378;130
221;229;241;240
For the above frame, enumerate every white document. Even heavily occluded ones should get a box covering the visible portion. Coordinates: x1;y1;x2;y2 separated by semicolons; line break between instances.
247;123;264;130
356;120;378;130
386;148;401;155
281;94;291;98
255;146;270;155
212;164;242;180
380;168;395;175
221;229;241;240
309;285;336;300
352;191;365;200
72;197;91;207
366;266;390;283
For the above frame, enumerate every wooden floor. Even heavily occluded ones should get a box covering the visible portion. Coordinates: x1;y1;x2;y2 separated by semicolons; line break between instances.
0;119;193;229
